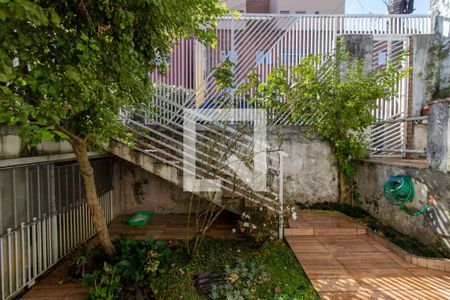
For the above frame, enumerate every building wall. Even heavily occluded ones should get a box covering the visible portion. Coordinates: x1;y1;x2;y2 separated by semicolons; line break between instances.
224;0;345;14
270;0;344;14
247;0;270;13
113;158;209;214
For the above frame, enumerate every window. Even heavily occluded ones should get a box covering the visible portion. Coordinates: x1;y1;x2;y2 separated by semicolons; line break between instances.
283;50;306;63
295;11;306;14
280;10;290;14
378;52;387;66
256;50;272;65
220;50;238;64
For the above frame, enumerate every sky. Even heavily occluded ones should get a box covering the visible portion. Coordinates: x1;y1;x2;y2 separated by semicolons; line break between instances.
345;0;430;14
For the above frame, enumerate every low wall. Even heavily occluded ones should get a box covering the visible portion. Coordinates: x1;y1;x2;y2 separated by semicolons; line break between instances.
0;126;72;158
113;126;339;213
355;160;450;256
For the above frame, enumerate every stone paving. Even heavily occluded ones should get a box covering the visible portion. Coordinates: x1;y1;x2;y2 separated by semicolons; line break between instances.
285;211;450;300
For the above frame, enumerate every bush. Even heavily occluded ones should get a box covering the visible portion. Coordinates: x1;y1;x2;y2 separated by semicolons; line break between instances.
210;259;268;300
237;205;297;247
81;236;172;299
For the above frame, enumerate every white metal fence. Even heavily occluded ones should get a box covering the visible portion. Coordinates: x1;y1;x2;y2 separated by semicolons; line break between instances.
0;158;119;300
148;14;433;155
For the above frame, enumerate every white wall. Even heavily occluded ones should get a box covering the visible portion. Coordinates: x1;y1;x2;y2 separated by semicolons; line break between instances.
271;0;345;14
223;0;345;14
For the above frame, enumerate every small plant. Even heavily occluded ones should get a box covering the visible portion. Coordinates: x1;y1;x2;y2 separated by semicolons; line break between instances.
82;236;172;299
237;205;297;247
209;259;268;300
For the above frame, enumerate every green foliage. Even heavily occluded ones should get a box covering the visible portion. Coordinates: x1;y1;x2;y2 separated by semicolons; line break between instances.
82;236;172;299
151;237;319;299
284;40;409;185
237;206;297;247
0;0;227;145
238;207;276;247
210;259;268;300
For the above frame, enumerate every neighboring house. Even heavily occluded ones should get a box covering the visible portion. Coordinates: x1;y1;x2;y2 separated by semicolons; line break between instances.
152;1;346;96
222;0;345;14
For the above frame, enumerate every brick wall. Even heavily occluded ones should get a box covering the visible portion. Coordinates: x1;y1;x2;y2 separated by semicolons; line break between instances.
246;0;270;13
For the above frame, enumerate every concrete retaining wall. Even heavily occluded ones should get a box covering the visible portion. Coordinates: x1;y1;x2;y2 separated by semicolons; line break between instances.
355;160;450;256
114;126;339;214
113;158;209;214
269;126;338;205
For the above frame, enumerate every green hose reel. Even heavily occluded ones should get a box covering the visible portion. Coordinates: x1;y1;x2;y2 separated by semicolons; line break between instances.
383;175;433;216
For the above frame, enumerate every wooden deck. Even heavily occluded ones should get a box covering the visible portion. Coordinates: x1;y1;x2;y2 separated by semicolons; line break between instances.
285;211;450;300
21;212;238;299
21;210;450;300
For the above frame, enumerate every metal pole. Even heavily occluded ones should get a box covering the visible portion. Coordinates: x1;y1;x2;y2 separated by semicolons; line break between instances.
278;151;287;239
0;233;4;299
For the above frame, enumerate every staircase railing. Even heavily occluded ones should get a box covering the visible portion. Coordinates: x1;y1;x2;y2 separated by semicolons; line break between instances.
116;13;435;237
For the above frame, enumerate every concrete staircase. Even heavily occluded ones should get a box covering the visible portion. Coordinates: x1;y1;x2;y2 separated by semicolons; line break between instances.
108;140;246;213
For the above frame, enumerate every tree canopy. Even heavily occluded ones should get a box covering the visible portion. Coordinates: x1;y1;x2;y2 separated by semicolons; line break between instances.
0;0;227;145
0;0;227;257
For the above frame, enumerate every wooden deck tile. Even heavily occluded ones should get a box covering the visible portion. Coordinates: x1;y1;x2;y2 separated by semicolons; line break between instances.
286;211;450;300
22;212;238;299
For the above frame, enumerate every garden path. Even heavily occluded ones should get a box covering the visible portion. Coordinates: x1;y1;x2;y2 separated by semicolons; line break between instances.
286;210;450;300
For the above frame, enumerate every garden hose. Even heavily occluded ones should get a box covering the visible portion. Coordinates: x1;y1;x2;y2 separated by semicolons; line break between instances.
383;175;432;216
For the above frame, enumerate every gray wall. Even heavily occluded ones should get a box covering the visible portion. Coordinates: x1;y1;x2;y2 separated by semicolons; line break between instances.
113;158;209;214
355;161;450;256
0;126;72;159
269;126;338;205
114;126;339;214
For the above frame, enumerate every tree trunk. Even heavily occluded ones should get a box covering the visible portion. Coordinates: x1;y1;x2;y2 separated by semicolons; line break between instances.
72;140;115;258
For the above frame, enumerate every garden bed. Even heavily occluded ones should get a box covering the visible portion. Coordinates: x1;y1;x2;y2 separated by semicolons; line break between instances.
65;236;318;300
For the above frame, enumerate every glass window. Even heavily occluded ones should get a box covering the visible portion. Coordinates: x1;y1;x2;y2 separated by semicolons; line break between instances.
256;50;272;65
220;50;238;64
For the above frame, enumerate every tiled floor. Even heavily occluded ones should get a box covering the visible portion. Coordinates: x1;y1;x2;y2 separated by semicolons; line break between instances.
285;211;450;300
21;212;238;299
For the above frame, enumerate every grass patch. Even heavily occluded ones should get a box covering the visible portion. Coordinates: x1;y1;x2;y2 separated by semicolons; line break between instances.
297;202;447;258
151;237;319;300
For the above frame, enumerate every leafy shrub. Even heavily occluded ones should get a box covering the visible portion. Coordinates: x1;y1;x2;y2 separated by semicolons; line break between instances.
210;259;268;300
237;205;297;247
82;236;172;299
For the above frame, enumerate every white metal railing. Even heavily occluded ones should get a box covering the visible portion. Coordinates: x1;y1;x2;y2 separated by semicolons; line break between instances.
147;14;433;157
121;108;284;212
369;116;428;156
0;159;119;300
115;14;435;246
